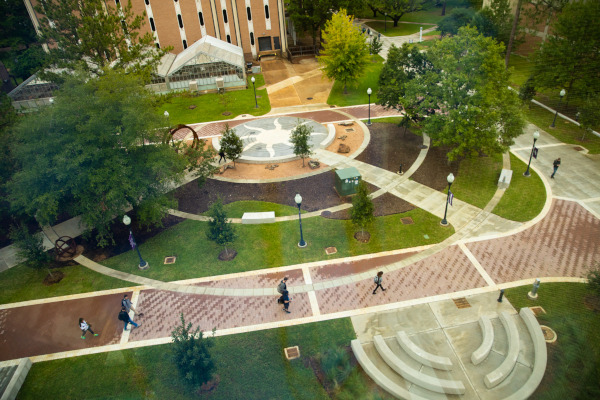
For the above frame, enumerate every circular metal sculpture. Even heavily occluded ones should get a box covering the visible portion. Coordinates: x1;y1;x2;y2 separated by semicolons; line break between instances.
55;236;77;258
166;124;201;150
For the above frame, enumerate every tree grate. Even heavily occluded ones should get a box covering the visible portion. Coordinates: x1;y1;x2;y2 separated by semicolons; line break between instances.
164;256;177;265
284;346;300;360
453;297;471;309
325;247;337;255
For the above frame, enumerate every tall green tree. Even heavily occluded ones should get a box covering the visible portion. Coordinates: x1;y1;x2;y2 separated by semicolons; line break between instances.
290;122;313;167
206;199;237;258
379;0;423;27
403;26;525;160
35;0;166;81
578;96;600;142
318;9;370;94
350;180;374;236
7;70;209;246
438;8;476;37
171;313;215;389
532;1;600;104
0;0;37;48
369;35;383;57
219;125;244;168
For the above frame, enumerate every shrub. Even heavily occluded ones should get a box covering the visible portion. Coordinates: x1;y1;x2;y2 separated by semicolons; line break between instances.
9;223;52;270
587;264;600;298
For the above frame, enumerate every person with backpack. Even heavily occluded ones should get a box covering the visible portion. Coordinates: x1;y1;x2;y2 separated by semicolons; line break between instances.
373;271;386;294
79;317;98;339
121;294;137;313
118;307;140;331
551;157;561;179
281;290;291;313
277;276;288;295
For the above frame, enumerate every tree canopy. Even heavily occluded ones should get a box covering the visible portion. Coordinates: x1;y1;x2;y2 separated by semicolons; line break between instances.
35;0;166;81
0;0;37;48
350;180;374;235
7;70;210;246
388;27;524;160
318;9;371;94
290;122;313;167
378;0;423;27
532;0;600;103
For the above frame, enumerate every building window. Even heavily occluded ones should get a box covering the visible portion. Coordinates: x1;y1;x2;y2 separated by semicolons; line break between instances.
198;12;204;26
223;10;228;23
183;39;188;49
274;36;280;50
156;42;160;49
264;5;269;19
145;0;149;5
226;34;231;43
247;7;252;21
149;18;156;31
250;32;254;45
115;0;120;5
178;14;183;28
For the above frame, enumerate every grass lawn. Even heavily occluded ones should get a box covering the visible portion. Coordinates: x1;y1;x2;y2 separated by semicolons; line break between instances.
18;318;392;400
450;153;504;209
492;153;546;222
202;201;304;218
505;282;600;399
0;263;134;305
364;21;422;36
158;74;270;125
523;104;600;154
356;1;469;24
103;208;454;282
327;56;384;107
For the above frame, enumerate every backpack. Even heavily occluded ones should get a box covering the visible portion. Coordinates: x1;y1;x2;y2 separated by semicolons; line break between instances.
374;276;381;284
118;311;128;321
277;281;286;294
277;296;284;304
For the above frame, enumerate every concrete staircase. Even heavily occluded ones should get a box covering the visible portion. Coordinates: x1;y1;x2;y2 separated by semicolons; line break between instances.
351;307;547;400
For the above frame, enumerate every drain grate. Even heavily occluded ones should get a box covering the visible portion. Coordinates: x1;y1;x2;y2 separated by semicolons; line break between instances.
164;256;177;265
573;146;584;151
453;297;471;309
325;246;337;255
306;97;313;100
345;128;355;133
401;217;414;225
284;346;300;360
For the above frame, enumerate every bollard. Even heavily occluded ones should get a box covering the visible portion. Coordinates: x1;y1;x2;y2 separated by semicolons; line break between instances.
527;279;541;300
497;289;505;303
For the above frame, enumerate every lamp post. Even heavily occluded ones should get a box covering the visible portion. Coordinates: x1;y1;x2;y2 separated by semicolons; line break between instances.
251;76;258;108
294;193;307;248
550;89;566;128
123;215;148;270
440;173;455;226
523;130;540;177
384;13;387;33
367;88;372;126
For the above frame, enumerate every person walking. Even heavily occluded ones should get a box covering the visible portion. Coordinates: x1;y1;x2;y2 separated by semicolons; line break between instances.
373;271;386;294
121;294;137;313
218;150;226;164
79;318;99;339
277;276;289;294
118;307;140;331
282;290;291;313
551;158;561;179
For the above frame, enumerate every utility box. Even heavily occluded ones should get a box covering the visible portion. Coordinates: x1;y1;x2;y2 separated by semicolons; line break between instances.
334;167;361;196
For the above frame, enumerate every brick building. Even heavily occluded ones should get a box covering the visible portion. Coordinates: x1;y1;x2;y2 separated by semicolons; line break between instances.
23;0;289;60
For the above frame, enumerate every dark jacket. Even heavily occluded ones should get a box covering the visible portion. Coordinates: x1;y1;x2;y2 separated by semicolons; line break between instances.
118;311;130;322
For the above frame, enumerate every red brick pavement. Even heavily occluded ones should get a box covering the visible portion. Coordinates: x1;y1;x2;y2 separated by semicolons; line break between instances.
129;290;312;342
189;269;305;289
315;245;487;315
343;105;401;120
467;199;600;284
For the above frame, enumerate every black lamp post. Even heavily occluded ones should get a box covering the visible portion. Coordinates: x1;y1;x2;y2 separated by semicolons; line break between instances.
440;173;455;226
523;130;540;177
384;13;387;33
367;88;372;126
123;215;148;269
294;193;307;248
251;76;258;108
550;89;566;128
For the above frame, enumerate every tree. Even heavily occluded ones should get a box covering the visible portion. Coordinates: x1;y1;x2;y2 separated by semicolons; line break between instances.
35;0;166;81
290;122;313;167
519;77;536;108
587;263;600;298
9;223;52;273
402;26;525;160
532;1;600;105
318;9;370;94
171;313;215;389
10;46;49;80
578;97;600;142
476;0;513;45
219;125;243;168
523;0;569;44
350;180;374;237
379;0;423;27
206;199;237;258
0;0;37;49
369;35;383;57
365;0;382;17
7;70;208;246
438;8;476;37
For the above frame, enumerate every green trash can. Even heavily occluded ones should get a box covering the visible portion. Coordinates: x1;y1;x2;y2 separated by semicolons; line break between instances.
334;167;361;196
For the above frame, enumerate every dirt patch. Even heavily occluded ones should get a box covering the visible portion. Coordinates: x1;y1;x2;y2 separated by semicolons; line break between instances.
325;124;365;157
354;231;371;243
43;270;65;285
584;295;600;312
218;158;329;180
218;249;237;261
197;375;220;395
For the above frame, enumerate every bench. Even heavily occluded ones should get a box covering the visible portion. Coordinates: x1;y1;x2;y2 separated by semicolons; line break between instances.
484;312;520;389
471;315;494;365
498;169;513;189
241;212;276;224
396;331;453;371
374;335;466;395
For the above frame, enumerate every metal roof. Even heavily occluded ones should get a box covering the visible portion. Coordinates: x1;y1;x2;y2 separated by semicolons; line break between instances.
162;35;245;77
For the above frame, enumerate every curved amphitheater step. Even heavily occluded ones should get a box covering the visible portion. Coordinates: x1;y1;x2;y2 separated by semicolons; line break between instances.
350;292;548;399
